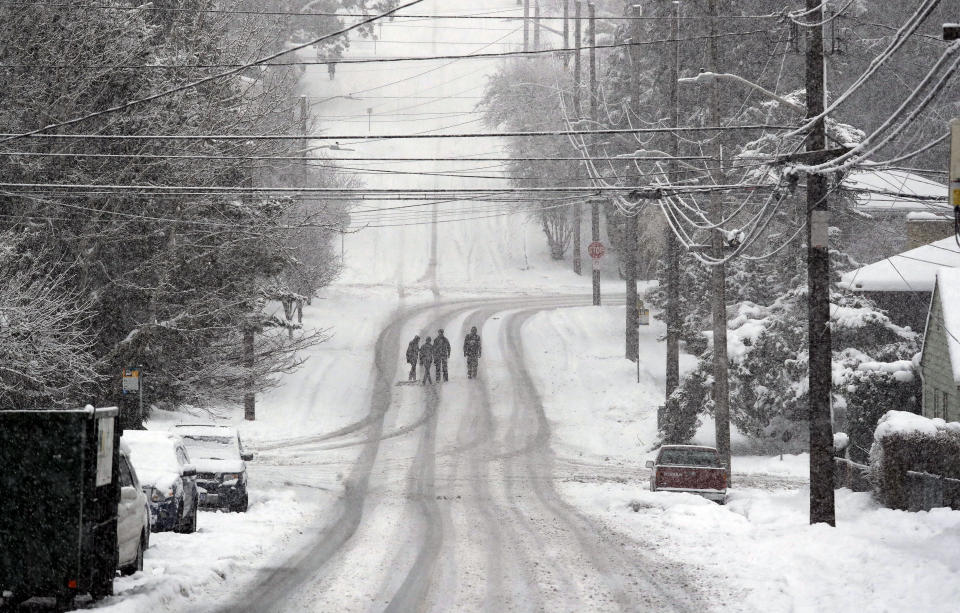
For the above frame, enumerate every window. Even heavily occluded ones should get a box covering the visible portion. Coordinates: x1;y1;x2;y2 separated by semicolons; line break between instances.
118;457;133;487
943;391;950;420
658;448;721;467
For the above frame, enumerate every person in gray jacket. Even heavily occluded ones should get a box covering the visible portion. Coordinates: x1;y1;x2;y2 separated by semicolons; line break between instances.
405;335;420;381
434;329;451;383
419;337;434;385
463;327;482;379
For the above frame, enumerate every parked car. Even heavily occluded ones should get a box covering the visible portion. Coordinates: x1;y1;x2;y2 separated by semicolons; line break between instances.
122;431;199;533
172;424;252;512
646;444;727;504
117;441;150;575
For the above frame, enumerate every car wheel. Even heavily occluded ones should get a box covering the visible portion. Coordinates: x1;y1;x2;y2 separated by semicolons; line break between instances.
186;499;198;533
174;500;186;533
230;493;248;513
121;532;145;576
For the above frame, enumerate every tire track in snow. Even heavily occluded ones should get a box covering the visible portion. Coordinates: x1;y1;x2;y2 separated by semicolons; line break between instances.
503;307;704;613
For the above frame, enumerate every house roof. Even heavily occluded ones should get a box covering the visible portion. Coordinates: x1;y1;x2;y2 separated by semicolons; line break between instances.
932;268;960;385
839;236;960;293
844;168;948;214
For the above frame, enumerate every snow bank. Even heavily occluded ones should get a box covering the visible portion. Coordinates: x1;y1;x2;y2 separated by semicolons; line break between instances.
563;481;960;612
86;487;319;612
521;305;700;461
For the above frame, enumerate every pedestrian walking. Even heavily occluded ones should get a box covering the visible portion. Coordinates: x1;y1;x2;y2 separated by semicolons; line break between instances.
463;326;482;379
419;336;434;385
434;329;451;382
405;335;420;381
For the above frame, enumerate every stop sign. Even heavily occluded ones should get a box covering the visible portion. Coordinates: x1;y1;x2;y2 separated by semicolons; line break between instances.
588;241;605;259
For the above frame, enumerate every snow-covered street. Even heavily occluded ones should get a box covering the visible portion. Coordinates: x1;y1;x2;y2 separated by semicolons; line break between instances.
5;0;960;611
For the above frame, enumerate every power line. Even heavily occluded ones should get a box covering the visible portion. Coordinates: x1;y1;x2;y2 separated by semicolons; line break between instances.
0;0;426;145
0;124;798;142
0;151;714;163
0;31;785;70
0;182;773;195
0;2;780;21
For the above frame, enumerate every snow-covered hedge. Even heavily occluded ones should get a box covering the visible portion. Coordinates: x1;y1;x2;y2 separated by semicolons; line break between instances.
870;410;960;510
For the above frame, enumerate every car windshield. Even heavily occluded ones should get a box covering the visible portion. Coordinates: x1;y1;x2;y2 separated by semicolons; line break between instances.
181;435;239;460
658;448;720;467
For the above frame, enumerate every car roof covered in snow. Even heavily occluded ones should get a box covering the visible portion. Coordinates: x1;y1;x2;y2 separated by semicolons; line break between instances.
658;444;718;451
171;424;238;438
121;431;185;486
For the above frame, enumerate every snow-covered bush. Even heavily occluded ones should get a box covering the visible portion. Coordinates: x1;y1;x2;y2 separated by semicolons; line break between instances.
870;411;960;510
840;359;920;464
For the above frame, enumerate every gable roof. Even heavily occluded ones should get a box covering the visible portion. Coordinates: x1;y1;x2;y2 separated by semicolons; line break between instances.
839;237;960;293
844;168;948;214
927;269;960;385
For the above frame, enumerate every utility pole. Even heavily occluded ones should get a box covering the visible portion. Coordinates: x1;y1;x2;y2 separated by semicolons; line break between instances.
524;0;530;51
707;0;731;480
625;33;641;362
243;325;256;421
664;0;681;429
563;0;570;68
572;1;583;276
805;0;836;526
589;2;601;306
429;5;439;299
534;2;541;50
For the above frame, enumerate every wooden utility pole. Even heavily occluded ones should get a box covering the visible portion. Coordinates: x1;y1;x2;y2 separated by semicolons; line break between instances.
589;2;601;306
243;326;256;421
805;0;836;526
563;0;570;67
534;2;541;50
572;1;583;276
625;37;641;362
664;0;681;428
707;0;731;480
524;0;530;51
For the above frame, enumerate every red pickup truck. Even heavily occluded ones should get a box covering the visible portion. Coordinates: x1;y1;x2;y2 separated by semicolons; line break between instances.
646;445;727;504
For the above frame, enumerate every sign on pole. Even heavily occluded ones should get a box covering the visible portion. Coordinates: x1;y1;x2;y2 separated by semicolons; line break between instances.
588;241;605;259
122;369;140;394
951;118;960;207
588;242;604;272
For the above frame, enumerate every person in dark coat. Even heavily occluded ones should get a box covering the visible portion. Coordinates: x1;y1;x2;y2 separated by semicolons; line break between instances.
405;335;420;381
434;329;451;383
419;336;434;385
463;326;482;379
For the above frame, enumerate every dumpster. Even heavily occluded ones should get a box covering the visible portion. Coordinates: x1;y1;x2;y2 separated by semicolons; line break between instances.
0;407;121;608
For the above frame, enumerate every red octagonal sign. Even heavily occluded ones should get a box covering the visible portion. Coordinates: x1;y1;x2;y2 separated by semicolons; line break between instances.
588;241;605;259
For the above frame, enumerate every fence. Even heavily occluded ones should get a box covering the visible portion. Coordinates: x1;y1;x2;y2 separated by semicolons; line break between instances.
905;471;960;512
834;457;872;493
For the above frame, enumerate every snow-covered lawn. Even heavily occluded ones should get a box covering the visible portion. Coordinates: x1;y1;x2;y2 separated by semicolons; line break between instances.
524;304;960;611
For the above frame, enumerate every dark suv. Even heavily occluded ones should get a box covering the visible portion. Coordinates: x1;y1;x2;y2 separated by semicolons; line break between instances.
172;424;252;513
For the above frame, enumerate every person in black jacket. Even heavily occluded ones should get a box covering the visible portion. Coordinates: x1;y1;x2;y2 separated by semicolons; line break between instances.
434;329;451;383
463;326;482;379
405;335;420;381
419;336;434;385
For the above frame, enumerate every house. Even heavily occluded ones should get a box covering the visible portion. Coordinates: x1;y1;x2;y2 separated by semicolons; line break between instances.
838;169;951;264
838;235;960;333
919;268;960;422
